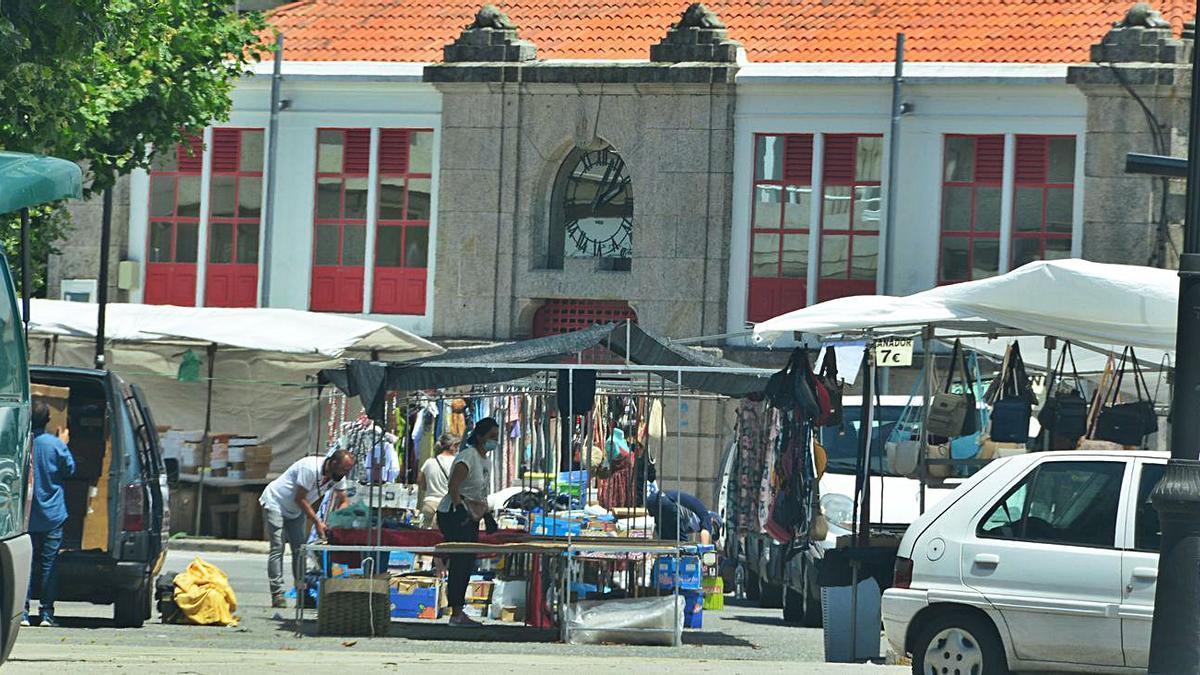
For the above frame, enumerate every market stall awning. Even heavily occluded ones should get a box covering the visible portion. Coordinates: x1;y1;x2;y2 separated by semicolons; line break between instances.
0;152;83;214
321;322;772;418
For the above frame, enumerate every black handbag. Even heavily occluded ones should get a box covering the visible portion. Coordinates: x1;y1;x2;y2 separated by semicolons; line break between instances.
927;340;977;438
1037;343;1089;448
989;343;1035;443
1095;347;1158;447
814;348;843;427
765;348;820;420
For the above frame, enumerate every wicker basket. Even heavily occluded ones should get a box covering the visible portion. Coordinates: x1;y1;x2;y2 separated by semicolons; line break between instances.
316;575;392;637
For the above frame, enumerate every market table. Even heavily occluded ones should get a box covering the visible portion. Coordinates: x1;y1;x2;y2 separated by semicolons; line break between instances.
174;473;275;538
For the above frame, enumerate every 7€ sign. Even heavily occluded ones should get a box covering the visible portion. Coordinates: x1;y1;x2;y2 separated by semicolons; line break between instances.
874;338;914;367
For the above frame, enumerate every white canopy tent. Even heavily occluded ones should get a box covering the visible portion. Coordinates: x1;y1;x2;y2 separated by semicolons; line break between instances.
23;300;443;474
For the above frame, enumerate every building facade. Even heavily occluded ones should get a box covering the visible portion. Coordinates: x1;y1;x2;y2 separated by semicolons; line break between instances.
47;0;1194;344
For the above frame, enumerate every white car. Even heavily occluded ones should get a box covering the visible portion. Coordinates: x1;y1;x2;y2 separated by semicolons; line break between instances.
883;450;1166;674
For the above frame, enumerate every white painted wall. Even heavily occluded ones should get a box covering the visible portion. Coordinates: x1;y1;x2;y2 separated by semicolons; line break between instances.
127;68;442;336
726;65;1088;342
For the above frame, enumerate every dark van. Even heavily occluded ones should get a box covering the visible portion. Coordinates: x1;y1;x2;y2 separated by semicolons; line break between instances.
28;366;174;628
0;257;31;661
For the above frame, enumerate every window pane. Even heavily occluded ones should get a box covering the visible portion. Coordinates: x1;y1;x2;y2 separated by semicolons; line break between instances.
823;186;852;231
375;227;402;267
753;185;782;229
1012;237;1041;269
314;225;339;265
851;236;878;280
150;176;177;217
238;177;263;219
239;130;264;173
1135;464;1166;551
941;237;969;282
236;223;259;264
780;233;809;278
980;483;1027;537
405;226;429;268
783;186;811;229
855;136;883;182
379;177;405;221
316;178;341;220
1014;187;1043;233
756;136;783;181
177;176;202;218
854;186;881;231
1046;188;1073;234
751;233;779;278
941;186;971;231
317;130;343;173
407;178;432;222
1024;462;1124;547
175;222;199;263
975;187;1001;232
209;222;234;264
150;223;174;263
210;175;236;218
820;234;849;279
343;224;366;265
409;131;434;175
1045;237;1072;260
1048;137;1076;184
944;137;975;182
973;239;1000;279
344;177;369;221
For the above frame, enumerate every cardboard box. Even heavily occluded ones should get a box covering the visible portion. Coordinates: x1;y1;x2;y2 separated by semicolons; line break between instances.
500;606;521;623
466;580;494;604
30;384;69;435
389;575;443;619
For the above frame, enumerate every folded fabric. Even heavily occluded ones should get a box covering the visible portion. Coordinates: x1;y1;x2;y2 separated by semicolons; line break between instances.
174;557;239;626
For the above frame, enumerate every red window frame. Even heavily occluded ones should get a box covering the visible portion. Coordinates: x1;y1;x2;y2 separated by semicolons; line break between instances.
532;300;637;364
939;135;1004;284
816;134;882;303
372;128;434;315
748;134;812;323
145;137;203;306
205;128;264;308
1011;135;1075;269
311;128;370;313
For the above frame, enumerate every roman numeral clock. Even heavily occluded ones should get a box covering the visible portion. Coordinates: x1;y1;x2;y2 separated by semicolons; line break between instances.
562;147;633;260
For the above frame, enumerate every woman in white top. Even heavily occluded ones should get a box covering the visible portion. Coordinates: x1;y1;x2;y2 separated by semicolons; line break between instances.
437;417;500;627
417;433;459;529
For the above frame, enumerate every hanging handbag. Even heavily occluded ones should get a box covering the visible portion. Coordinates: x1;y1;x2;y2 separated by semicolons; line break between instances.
926;340;976;438
1037;343;1089;448
1095;347;1158;446
813;347;843;427
766;348;820;420
989;343;1035;443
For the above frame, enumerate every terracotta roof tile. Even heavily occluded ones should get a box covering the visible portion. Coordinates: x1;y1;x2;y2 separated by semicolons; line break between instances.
265;0;1192;64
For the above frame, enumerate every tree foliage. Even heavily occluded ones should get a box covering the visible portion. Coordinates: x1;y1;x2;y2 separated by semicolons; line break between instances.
0;206;72;297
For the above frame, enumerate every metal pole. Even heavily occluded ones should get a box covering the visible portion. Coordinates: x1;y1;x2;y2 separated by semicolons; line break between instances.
1043;337;1056;452
881;33;906;295
193;344;217;535
918;326;934;514
95;187;113;369
19;208;30;332
1148;6;1200;666
260;32;284;307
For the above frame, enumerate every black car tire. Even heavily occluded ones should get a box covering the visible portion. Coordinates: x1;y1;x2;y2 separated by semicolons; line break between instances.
910;610;1009;675
782;566;823;626
114;576;150;629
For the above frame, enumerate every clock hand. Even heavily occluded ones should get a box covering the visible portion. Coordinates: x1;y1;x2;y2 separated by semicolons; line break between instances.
591;162;617;212
595;175;629;211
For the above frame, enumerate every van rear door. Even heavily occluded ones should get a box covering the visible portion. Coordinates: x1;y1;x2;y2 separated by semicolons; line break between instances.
125;385;166;556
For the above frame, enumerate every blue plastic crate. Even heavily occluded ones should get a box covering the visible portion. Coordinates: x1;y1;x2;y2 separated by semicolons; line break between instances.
532;515;582;537
389;551;416;569
683;589;704;629
654;555;702;590
390;586;439;619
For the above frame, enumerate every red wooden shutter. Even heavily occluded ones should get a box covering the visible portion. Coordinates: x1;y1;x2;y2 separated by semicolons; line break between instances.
783;135;813;184
177;135;204;172
823;135;857;184
344;130;372;174
975;135;1005;182
379;130;410;174
211;129;241;172
1015;136;1048;183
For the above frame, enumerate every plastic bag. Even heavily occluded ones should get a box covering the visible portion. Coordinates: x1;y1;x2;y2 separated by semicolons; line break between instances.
565;595;683;646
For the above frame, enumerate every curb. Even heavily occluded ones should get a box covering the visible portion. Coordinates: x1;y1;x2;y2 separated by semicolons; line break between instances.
170;538;270;555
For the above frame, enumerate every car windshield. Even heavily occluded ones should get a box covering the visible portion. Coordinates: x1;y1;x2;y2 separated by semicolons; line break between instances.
819;404;905;477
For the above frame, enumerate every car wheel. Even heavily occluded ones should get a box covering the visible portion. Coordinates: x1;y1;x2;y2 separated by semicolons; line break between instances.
758;574;783;609
114;576;150;629
911;610;1009;675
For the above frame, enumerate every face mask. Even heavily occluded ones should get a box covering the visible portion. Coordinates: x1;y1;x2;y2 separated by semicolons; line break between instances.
483;439;499;453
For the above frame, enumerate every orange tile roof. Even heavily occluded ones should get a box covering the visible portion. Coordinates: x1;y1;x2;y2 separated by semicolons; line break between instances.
266;0;1192;64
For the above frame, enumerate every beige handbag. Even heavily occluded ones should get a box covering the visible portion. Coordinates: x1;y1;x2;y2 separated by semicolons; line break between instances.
926;442;952;479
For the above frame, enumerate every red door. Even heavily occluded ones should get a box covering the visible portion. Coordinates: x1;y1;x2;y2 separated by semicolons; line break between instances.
204;264;258;307
146;140;202;306
144;262;197;306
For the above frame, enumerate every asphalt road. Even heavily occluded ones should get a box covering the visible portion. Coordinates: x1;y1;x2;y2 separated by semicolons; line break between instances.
8;548;908;673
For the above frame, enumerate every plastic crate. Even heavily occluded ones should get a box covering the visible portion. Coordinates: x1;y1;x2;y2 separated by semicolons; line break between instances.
532;515;582;536
654;555;702;590
390;586;439;620
683;590;704;628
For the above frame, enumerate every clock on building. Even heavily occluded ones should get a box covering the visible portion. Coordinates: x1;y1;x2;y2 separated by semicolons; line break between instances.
561;147;633;259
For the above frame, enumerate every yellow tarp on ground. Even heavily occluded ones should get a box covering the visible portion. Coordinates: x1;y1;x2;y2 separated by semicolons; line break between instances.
174;557;239;626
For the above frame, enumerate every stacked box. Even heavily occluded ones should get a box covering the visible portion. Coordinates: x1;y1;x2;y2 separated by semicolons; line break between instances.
466;579;494;604
389;576;441;620
244;445;272;479
654;556;702;590
683;590;704;628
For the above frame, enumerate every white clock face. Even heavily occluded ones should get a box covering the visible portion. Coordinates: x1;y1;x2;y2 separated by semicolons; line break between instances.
562;148;633;259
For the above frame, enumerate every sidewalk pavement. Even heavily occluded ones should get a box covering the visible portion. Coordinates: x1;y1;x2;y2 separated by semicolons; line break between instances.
169;536;270;555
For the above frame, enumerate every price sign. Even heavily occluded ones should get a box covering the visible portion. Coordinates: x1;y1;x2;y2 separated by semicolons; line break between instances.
874;338;914;367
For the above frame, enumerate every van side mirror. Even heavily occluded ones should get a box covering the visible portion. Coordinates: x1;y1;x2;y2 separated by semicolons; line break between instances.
163;457;180;488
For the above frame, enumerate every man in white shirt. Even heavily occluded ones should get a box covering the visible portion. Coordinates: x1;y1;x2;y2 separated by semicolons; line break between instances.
260;450;355;607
